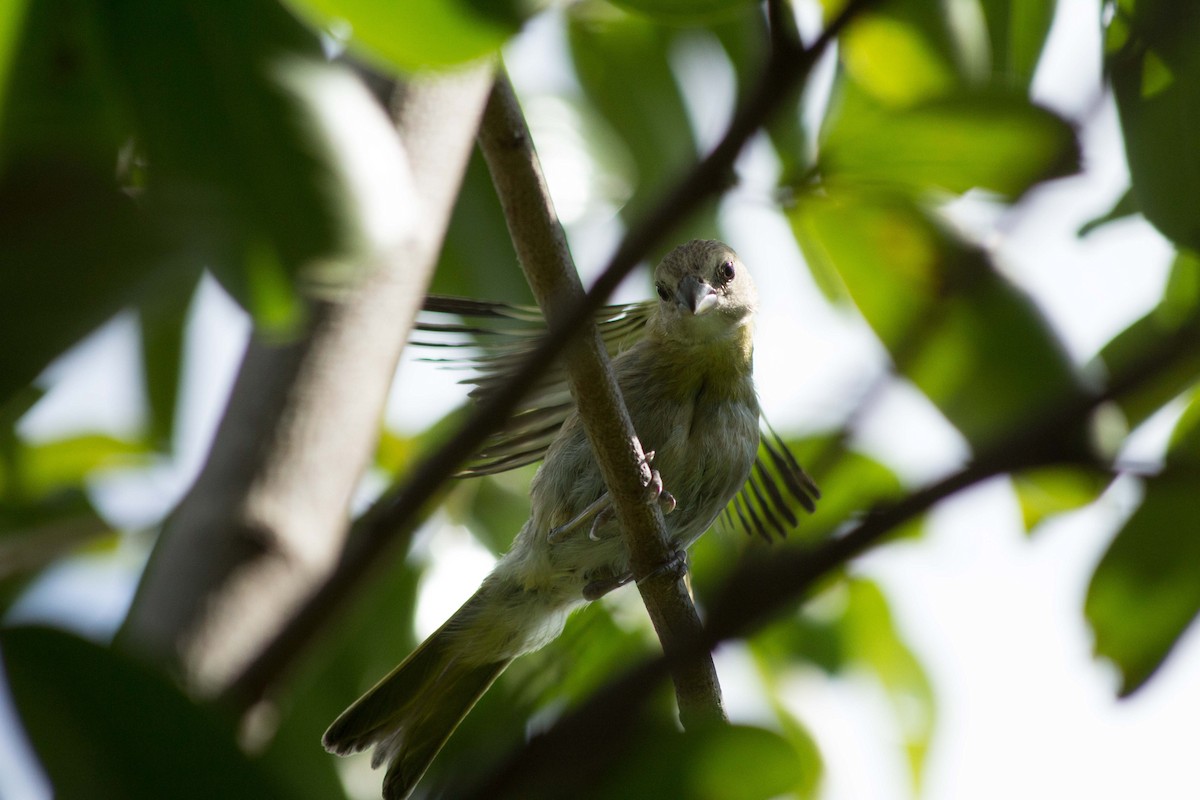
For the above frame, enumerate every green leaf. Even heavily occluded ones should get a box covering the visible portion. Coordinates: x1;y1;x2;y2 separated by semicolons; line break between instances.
568;4;712;241
2;625;289;800
1011;466;1111;533
597;723;810;800
0;1;173;405
1086;393;1200;694
138;269;201;449
607;0;755;24
1078;187;1139;237
101;0;394;328
842;578;935;785
432;150;532;304
836;0;964;106
1107;1;1200;251
284;0;528;72
0;0;29;119
979;0;1058;89
1099;250;1200;428
2;434;150;499
820;91;1079;200
791;191;1083;449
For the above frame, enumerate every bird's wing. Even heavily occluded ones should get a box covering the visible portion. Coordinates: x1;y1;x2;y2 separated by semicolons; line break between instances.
414;295;818;538
414;296;653;475
720;419;820;542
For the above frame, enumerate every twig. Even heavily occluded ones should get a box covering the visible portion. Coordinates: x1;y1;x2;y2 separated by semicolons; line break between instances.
478;67;725;725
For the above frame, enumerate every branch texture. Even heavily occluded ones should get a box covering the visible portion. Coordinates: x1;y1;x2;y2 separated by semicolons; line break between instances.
478;68;725;725
122;63;494;699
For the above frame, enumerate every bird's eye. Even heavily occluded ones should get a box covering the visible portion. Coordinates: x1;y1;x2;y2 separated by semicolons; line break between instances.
656;283;671;302
718;261;736;284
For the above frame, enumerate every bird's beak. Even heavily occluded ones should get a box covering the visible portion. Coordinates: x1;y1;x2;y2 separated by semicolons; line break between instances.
677;275;719;315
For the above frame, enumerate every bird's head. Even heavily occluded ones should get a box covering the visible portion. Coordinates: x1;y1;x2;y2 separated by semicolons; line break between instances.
650;240;758;344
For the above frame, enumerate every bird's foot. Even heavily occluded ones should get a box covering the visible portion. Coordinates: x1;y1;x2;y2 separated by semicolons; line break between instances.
642;451;677;515
638;547;689;586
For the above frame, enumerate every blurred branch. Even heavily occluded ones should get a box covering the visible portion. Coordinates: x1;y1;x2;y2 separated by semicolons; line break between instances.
122;64;494;698
462;313;1200;800
478;68;725;726
223;0;877;712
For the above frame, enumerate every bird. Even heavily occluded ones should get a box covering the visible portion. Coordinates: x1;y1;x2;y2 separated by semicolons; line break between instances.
322;240;818;799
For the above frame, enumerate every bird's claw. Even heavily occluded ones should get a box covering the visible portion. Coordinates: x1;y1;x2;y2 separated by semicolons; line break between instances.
547;450;677;544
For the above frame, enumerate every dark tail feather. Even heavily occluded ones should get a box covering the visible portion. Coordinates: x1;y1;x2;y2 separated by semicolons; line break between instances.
323;615;511;800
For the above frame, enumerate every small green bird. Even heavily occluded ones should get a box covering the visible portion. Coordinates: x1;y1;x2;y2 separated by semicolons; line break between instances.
322;240;817;799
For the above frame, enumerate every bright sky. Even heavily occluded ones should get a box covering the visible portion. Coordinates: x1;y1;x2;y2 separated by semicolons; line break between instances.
4;1;1199;799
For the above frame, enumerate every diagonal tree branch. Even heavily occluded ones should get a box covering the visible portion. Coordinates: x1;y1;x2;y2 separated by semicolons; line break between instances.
478;67;725;726
120;62;494;698
223;0;879;712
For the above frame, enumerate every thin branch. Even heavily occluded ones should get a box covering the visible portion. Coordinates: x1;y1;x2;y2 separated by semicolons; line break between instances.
460;314;1200;800
478;67;725;725
223;0;877;711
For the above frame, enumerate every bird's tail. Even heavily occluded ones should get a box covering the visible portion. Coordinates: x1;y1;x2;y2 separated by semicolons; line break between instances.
322;589;514;800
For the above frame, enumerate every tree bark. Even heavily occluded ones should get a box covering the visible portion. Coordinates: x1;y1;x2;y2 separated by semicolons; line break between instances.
119;63;494;696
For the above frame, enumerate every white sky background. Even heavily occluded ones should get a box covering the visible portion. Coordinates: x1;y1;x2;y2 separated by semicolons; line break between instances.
4;0;1200;798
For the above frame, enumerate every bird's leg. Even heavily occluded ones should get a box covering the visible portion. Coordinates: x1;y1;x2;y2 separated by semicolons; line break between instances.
547;492;611;543
549;451;676;543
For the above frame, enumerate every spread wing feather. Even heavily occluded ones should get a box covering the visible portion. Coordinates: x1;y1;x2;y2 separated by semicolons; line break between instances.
415;295;818;538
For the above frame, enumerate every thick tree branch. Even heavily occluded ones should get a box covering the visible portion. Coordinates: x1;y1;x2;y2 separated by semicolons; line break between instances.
121;63;493;697
478;68;725;726
223;1;876;711
460;315;1200;800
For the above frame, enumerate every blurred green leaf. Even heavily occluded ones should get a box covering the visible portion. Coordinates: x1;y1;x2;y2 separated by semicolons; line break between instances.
1086;391;1200;695
607;0;755;24
431;150;532;304
285;0;528;72
596;723;809;800
710;6;809;183
792;191;1083;449
768;702;824;800
0;1;172;405
820;92;1079;200
101;0;394;328
842;578;935;785
2;625;289;800
1099;250;1200;428
0;0;29;117
750;605;846;676
836;0;964;106
1078;187;1138;238
458;472;534;555
138;269;201;449
1;434;149;499
979;0;1058;89
1011;466;1111;533
569;4;715;244
797;441;904;541
1107;0;1200;251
